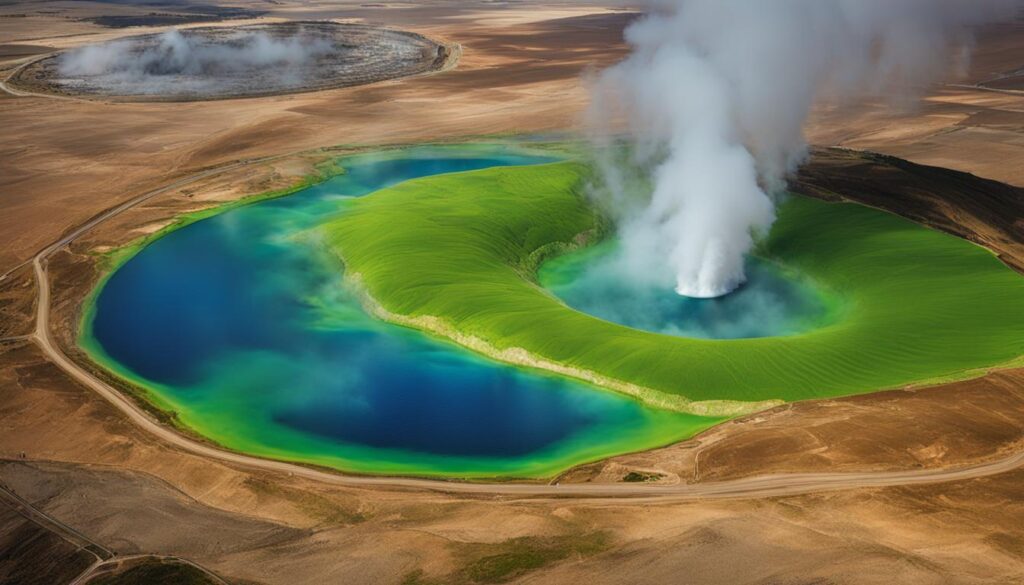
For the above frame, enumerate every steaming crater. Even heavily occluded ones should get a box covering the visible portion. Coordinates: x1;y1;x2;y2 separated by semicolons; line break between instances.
588;0;1016;302
540;241;840;340
674;274;743;300
10;22;453;101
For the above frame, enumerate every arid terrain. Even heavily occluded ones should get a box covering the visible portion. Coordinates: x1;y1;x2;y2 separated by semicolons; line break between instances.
2;1;1024;584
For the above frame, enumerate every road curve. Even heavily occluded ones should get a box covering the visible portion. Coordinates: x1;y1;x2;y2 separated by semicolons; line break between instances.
23;156;1024;502
69;554;230;585
0;54;86;102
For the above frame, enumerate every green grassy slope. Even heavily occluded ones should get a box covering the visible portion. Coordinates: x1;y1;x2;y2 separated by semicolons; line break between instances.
322;161;1024;407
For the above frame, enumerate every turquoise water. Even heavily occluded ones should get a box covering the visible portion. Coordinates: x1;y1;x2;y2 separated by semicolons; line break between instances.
540;241;837;339
82;144;723;478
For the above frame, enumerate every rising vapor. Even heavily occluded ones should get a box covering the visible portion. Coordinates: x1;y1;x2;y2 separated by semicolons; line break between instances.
589;0;1018;298
58;28;333;94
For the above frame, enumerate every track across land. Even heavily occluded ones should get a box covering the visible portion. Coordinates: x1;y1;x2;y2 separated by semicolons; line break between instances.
15;153;1024;501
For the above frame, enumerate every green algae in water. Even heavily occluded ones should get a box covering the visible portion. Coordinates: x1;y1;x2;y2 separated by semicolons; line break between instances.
80;144;724;479
324;161;1024;406
539;239;844;340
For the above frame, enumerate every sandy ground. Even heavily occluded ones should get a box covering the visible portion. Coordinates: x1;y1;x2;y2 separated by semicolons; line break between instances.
2;4;1024;272
0;0;634;271
2;336;1024;584
3;3;1022;271
2;1;1024;584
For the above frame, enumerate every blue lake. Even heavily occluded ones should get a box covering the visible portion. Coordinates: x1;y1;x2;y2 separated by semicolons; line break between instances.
83;144;721;478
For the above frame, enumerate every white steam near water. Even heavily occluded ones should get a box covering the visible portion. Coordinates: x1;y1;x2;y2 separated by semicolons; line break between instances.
589;0;1018;298
58;28;333;93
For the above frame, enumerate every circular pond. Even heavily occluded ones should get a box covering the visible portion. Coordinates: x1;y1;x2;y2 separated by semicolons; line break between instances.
540;242;840;340
81;145;723;479
84;142;1024;479
13;22;448;101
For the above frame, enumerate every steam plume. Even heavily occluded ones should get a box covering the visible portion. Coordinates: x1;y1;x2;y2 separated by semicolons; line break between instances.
58;28;333;94
589;0;1018;298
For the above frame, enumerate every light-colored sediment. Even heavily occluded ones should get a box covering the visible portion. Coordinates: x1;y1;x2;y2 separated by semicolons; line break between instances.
344;272;782;418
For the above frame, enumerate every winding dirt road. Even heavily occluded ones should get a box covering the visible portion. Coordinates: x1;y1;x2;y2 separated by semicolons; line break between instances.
0;54;83;102
68;555;230;585
19;156;1024;501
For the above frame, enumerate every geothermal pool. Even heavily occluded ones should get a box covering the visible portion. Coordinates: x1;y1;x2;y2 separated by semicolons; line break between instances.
540;242;840;340
13;22;447;101
82;143;1019;478
82;145;734;478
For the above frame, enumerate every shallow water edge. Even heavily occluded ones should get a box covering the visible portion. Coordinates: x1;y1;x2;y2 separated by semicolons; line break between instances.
77;142;729;479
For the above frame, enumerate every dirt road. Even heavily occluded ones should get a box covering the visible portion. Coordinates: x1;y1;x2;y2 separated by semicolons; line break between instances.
24;156;1024;502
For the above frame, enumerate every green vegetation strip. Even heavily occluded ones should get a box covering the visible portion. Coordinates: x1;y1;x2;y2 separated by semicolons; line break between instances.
322;161;1024;413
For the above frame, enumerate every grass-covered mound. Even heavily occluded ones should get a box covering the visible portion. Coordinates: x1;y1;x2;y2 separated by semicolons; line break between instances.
322;161;1024;413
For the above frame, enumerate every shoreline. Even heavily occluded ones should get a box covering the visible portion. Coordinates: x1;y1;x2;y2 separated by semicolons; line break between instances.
341;254;1024;420
325;159;1024;418
344;271;783;418
64;141;1024;484
70;156;350;427
73;142;726;480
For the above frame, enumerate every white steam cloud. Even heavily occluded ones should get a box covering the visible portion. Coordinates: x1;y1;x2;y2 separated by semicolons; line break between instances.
589;0;1018;298
58;28;333;94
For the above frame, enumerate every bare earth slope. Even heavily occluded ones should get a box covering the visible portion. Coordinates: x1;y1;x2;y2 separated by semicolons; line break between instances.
795;147;1024;274
2;143;1024;584
2;2;1024;584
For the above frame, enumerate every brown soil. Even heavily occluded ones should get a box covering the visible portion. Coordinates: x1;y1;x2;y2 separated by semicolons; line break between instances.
794;148;1024;274
2;2;1024;584
3;143;1023;583
0;43;54;58
1;409;1023;584
0;502;96;585
0;2;629;271
0;263;35;338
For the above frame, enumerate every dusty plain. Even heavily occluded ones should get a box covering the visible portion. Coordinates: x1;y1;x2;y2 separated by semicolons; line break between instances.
2;1;1024;584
